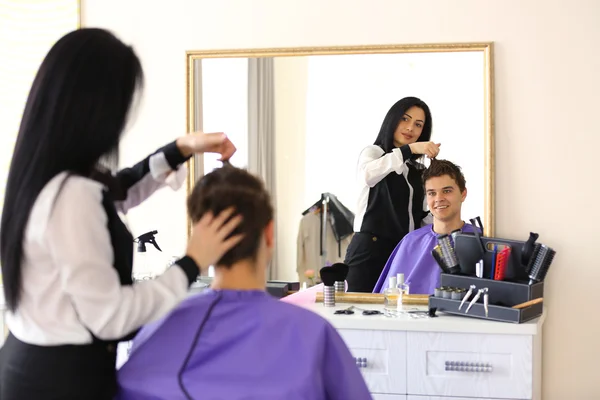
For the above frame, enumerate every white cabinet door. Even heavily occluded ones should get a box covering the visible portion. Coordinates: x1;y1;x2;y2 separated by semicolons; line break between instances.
373;394;406;400
338;329;407;395
407;331;533;399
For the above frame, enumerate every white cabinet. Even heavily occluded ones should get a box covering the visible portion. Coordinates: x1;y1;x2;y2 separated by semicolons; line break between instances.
338;329;407;395
328;307;543;400
406;331;533;399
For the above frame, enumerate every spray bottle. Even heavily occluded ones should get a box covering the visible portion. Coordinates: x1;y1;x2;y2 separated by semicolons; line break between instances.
133;230;162;280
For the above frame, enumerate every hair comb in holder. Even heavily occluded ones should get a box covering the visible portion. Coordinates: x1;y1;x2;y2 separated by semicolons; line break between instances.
527;244;556;285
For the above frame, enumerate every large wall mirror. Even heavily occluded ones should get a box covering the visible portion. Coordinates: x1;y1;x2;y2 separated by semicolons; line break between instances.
186;43;494;282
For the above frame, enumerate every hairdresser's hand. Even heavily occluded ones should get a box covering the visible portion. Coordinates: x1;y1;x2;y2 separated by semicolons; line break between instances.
177;132;237;161
186;207;244;271
409;141;441;159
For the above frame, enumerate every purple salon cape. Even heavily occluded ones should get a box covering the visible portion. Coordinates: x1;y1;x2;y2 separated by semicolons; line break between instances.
116;289;372;400
373;223;477;294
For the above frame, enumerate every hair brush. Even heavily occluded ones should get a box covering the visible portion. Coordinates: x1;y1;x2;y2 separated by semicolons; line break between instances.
528;244;556;285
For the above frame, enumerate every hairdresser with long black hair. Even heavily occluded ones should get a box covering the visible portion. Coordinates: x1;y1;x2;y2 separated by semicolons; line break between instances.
0;28;243;399
345;97;440;292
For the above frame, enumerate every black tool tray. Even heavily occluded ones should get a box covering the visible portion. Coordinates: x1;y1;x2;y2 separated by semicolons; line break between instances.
429;274;544;324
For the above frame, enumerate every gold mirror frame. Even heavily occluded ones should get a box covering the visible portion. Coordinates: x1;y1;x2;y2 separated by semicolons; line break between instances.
185;42;495;238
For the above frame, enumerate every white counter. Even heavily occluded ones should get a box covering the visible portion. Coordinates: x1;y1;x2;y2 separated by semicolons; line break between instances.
307;302;545;336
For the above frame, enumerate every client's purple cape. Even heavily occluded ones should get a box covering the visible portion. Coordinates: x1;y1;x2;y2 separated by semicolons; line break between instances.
373;223;477;294
116;290;372;400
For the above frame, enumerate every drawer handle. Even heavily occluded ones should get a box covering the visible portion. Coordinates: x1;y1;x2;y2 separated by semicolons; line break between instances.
445;361;493;373
353;357;368;368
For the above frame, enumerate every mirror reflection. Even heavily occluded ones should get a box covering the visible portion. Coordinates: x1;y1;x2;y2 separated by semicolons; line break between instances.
187;45;494;293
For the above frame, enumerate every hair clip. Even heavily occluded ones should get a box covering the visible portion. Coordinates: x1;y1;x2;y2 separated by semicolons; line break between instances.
459;285;476;310
466;288;487;314
483;288;489;317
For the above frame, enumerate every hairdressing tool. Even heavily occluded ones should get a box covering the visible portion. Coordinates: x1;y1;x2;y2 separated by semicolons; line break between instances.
527;244;556;285
334;308;354;315
451;288;466;300
490;244;497;279
437;234;460;274
494;247;511;281
525;243;541;275
521;232;540;267
469;218;486;256
512;297;543;309
450;229;461;245
434;287;443;298
459;284;476;310
465;288;486;314
483;288;489;317
319;267;337;307
475;259;483;278
431;246;449;273
442;289;452;299
330;263;350;293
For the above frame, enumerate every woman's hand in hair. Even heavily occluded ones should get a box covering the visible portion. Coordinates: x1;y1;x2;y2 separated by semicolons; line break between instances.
177;132;237;161
186;207;244;271
408;141;441;159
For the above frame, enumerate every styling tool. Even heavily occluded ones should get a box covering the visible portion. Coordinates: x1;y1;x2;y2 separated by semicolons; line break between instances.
450;229;461;245
483;288;489;317
469;218;486;256
475;216;484;236
521;232;540;267
437;234;460;274
465;288;485;314
330;263;350;293
431;246;449;273
459;284;476;310
512;297;543;309
475;259;484;278
527;244;556;285
525;243;541;275
490;244;497;279
494;246;511;281
319;267;337;307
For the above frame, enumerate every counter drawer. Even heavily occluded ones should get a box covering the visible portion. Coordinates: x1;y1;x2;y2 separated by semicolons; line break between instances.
407;331;532;399
338;329;406;395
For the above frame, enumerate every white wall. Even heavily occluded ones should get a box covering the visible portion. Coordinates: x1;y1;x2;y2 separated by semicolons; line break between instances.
274;57;308;280
83;0;600;398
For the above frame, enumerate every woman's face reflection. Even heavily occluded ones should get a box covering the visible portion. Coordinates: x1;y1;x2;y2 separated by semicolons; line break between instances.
393;106;425;147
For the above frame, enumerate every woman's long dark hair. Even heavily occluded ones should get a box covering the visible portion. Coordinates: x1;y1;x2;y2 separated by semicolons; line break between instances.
373;96;433;157
0;28;144;311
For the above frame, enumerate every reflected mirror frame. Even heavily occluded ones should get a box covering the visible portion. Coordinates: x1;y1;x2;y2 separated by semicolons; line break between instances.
185;42;495;238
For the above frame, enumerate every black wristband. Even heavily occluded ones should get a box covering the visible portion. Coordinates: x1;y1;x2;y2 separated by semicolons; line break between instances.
174;256;200;286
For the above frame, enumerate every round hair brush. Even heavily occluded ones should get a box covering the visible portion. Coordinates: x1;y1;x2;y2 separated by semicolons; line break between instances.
527;244;556;285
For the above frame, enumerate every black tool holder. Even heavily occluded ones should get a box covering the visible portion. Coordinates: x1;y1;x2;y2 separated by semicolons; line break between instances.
429;233;544;323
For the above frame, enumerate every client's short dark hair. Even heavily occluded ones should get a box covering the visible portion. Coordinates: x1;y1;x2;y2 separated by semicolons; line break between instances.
422;159;467;192
187;166;274;268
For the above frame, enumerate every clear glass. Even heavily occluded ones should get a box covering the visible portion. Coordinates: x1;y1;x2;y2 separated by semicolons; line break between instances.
384;287;401;311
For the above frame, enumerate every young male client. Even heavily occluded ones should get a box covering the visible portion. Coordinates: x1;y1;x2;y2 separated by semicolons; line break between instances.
116;166;372;400
374;159;479;294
